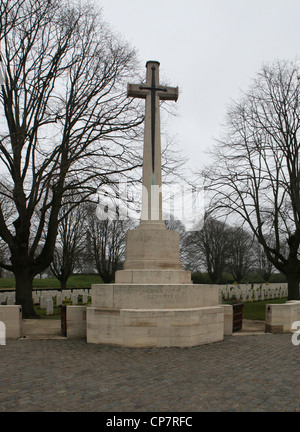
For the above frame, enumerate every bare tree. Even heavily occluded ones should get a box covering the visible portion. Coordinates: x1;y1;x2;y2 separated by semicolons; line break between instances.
255;240;274;283
183;216;230;282
203;59;300;299
226;225;255;283
0;0;144;317
87;204;135;283
50;201;86;290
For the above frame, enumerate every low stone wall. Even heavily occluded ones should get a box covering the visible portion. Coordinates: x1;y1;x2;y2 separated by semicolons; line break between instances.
265;300;300;333
0;305;22;339
61;304;233;342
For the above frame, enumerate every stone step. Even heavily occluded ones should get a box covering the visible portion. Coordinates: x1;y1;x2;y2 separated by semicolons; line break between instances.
21;319;64;339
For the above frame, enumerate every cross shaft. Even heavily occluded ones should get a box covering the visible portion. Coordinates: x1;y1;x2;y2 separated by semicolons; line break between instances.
127;61;178;224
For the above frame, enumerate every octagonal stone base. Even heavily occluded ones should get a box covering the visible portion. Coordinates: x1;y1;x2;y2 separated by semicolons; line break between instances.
86;284;225;348
87;306;224;348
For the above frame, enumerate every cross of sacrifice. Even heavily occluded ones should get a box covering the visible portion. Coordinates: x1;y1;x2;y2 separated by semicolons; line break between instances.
127;61;178;223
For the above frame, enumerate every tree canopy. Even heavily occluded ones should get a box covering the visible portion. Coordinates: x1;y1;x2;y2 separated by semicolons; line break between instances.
203;59;300;299
0;0;143;316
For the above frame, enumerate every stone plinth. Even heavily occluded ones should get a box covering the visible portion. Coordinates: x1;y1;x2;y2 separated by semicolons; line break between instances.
115;226;192;285
87;227;225;348
87;305;224;348
90;284;218;309
121;227;183;270
86;283;225;347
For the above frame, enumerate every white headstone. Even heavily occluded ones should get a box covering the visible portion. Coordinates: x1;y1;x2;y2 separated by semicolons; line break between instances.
40;295;47;309
71;293;78;305
7;295;14;305
218;290;222;304
56;294;62;306
33;293;39;304
46;298;53;315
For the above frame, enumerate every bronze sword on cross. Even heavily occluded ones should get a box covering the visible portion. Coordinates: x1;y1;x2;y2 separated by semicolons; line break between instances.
139;65;167;177
127;61;179;185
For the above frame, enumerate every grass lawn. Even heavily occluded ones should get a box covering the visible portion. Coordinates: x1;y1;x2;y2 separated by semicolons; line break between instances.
35;305;62;319
0;274;103;290
241;298;287;321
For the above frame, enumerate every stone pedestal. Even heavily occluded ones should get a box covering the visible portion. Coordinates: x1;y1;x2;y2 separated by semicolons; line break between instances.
86;226;225;348
115;226;191;284
87;282;224;347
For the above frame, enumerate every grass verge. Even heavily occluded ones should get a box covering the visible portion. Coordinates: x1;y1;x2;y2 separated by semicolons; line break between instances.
240;298;287;321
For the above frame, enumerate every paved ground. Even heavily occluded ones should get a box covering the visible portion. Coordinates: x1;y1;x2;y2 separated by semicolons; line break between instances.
1;320;300;412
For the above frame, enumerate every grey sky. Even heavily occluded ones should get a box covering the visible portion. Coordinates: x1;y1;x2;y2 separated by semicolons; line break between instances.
98;0;300;173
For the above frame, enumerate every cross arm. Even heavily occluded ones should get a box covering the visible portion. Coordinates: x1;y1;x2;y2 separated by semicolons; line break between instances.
159;86;179;102
127;83;179;101
127;84;148;99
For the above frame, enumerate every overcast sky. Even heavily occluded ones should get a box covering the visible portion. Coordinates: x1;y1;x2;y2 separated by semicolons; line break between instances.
98;0;300;174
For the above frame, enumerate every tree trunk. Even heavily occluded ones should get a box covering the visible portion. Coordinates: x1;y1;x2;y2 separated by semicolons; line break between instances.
287;273;300;300
15;268;37;318
99;272;112;284
60;279;67;291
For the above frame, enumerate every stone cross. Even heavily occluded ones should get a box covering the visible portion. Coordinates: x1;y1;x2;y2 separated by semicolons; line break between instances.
127;61;178;225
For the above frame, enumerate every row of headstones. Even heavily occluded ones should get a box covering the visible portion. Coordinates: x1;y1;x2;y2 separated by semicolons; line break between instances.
0;289;91;315
219;283;288;303
0;291;15;305
35;290;90;315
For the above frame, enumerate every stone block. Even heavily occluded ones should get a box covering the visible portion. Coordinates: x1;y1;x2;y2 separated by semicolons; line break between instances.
265;301;300;333
65;306;86;338
222;304;233;335
0;305;22;339
91;284;219;310
115;269;192;284
123;228;182;270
